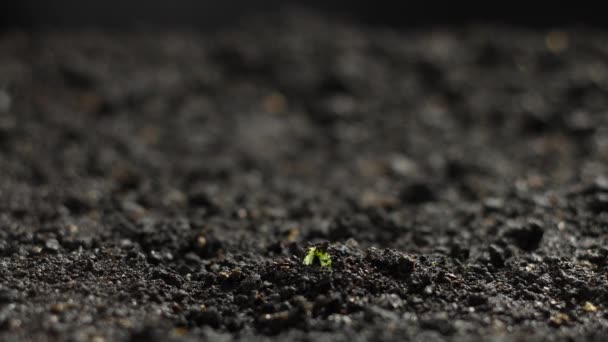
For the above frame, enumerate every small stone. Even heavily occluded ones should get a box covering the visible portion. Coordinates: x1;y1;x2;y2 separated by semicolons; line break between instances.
594;177;608;192
119;239;133;248
50;302;66;314
583;302;598;312
67;224;79;234
566;111;594;134
285;227;299;243
118;318;133;328
149;250;163;262
197;235;207;248
549;313;570;326
389;155;419;177
173;327;188;337
376;294;404;309
328;314;352;326
45;239;61;252
483;197;504;212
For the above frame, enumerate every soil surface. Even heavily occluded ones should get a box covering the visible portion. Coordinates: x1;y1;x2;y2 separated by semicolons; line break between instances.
2;11;608;342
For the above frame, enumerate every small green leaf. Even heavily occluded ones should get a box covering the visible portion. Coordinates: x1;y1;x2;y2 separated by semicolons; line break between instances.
303;246;332;269
317;253;332;268
303;247;316;265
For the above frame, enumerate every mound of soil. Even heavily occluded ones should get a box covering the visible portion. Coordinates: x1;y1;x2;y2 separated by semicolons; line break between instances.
2;11;608;341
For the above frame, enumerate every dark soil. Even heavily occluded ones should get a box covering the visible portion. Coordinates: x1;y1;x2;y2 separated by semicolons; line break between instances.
2;11;608;341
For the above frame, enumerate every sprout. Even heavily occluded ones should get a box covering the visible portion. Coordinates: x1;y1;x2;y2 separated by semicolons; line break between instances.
303;246;332;268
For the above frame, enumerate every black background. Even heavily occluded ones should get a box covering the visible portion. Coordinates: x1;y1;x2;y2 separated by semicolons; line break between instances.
0;1;604;29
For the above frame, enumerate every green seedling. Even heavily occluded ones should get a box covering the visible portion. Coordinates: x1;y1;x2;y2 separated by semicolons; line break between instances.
303;246;332;268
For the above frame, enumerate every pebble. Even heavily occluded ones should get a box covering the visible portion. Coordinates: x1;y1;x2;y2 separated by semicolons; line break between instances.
389;155;419;177
583;302;598;312
45;239;61;252
483;197;504;212
549;313;570;326
50;302;66;314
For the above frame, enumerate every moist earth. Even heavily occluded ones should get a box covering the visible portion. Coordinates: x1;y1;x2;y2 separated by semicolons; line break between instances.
2;11;608;342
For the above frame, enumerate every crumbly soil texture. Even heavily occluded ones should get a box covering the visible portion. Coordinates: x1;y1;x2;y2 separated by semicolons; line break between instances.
2;11;608;342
